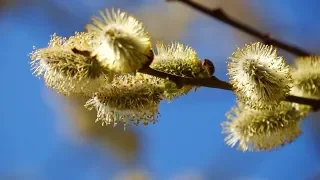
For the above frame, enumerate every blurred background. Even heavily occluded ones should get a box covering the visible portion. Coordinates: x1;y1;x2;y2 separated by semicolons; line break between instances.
1;0;320;179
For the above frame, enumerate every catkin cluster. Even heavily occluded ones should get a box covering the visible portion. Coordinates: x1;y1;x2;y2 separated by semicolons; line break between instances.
29;8;319;151
224;44;320;151
30;8;212;129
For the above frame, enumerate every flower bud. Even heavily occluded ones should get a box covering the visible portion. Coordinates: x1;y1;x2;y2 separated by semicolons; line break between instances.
227;42;292;110
85;73;162;129
29;32;110;96
86;8;153;75
151;42;211;100
222;102;304;151
291;56;320;97
202;59;215;76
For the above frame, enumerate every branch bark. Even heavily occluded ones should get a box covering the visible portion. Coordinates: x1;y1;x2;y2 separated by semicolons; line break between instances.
139;67;320;111
72;48;320;111
167;0;311;57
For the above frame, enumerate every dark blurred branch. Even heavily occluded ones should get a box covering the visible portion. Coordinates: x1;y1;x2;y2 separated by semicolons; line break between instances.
166;0;311;56
139;66;320;111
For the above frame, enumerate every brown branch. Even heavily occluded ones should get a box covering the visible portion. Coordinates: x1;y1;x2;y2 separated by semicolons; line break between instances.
166;0;311;57
139;67;320;111
285;95;320;111
138;67;232;90
71;48;320;111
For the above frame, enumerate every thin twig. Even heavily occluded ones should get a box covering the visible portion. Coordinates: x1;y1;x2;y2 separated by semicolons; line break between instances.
167;0;311;56
139;67;232;90
71;48;320;111
285;95;320;111
139;67;320;111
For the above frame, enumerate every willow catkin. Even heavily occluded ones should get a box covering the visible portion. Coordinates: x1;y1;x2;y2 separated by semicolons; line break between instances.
222;102;305;151
227;42;292;110
86;8;153;75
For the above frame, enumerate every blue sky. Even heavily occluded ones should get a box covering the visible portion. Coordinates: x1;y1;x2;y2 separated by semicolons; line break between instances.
1;0;320;179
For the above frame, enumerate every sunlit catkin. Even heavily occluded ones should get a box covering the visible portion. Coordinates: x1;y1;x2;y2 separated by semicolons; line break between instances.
86;8;153;76
227;42;292;110
151;42;211;101
221;102;305;151
85;73;162;129
29;32;110;96
291;56;320;97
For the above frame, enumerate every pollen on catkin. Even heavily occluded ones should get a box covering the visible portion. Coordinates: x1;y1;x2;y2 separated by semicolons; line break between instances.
221;102;304;152
291;56;320;97
227;42;292;110
85;8;153;75
85;73;162;129
150;42;211;101
29;32;110;96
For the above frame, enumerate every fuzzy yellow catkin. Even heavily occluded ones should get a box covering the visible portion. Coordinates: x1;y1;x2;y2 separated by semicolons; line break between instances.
86;8;153;75
29;32;111;96
291;56;320;97
227;42;292;110
289;56;320;115
85;73;163;129
150;42;211;101
221;102;306;152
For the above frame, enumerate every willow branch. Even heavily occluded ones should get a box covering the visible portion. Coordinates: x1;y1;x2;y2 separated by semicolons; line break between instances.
139;67;320;111
71;48;320;111
166;0;311;57
139;67;232;90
